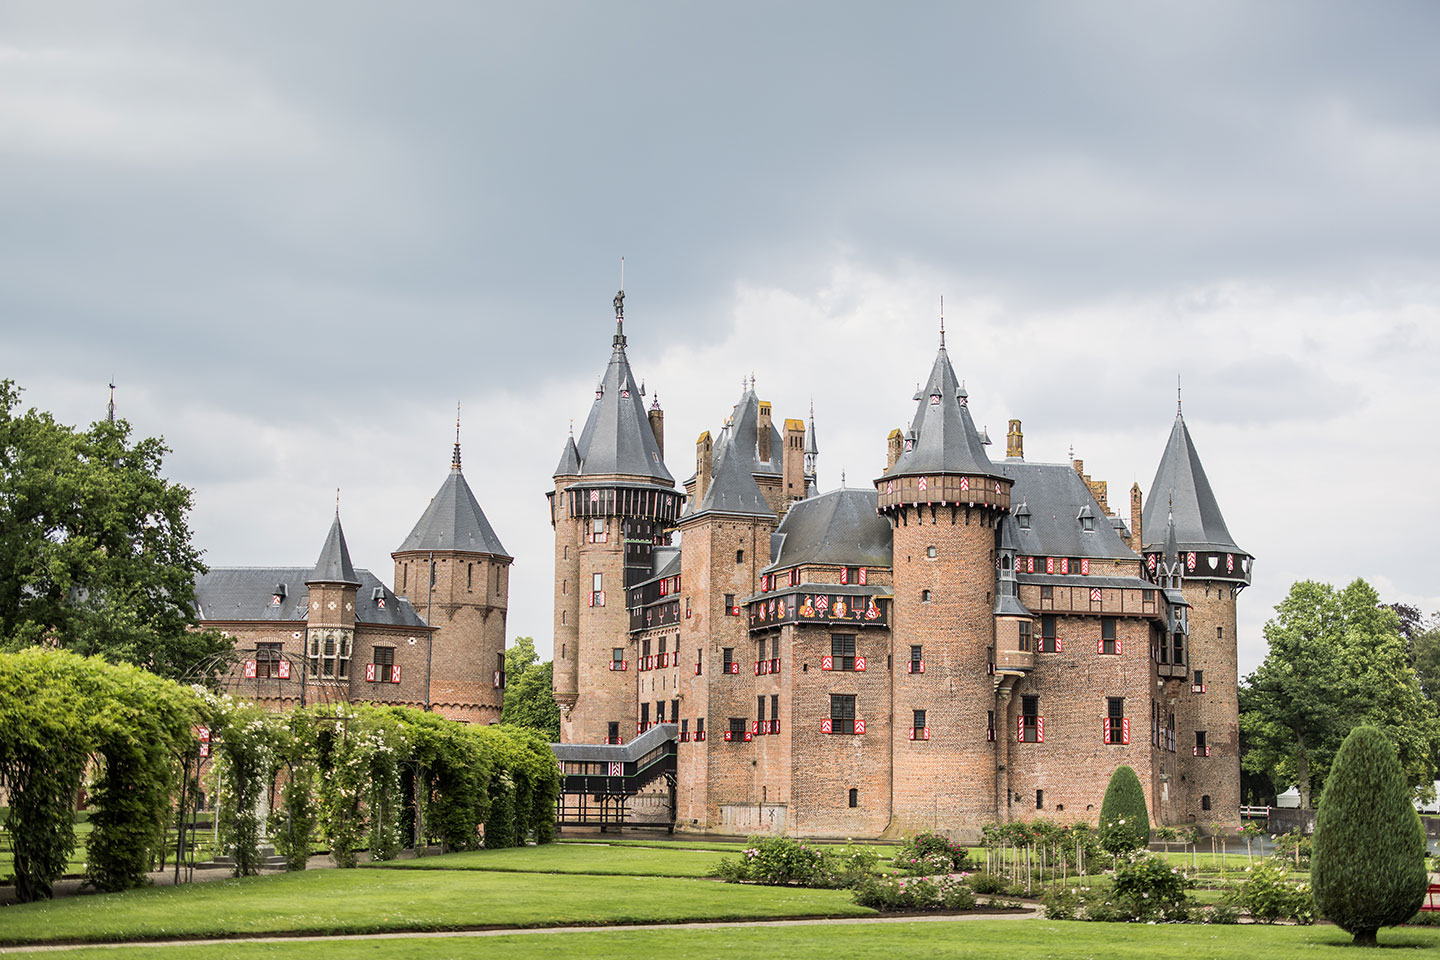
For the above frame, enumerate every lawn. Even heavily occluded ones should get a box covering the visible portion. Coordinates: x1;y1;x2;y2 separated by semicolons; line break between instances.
0;866;872;945
18;918;1440;960
372;842;729;876
558;837;749;851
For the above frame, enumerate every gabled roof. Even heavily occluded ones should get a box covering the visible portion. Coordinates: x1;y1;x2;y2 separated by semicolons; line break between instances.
573;320;674;484
686;432;774;519
196;567;428;628
727;386;785;476
881;345;998;479
1141;412;1246;556
396;466;510;558
308;514;359;585
764;488;891;570
993;462;1137;560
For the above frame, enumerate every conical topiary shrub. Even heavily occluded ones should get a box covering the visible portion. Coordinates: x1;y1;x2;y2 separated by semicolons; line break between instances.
1098;765;1150;855
1312;725;1428;946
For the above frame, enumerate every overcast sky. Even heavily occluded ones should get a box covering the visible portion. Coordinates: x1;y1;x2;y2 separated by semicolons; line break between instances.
3;1;1437;673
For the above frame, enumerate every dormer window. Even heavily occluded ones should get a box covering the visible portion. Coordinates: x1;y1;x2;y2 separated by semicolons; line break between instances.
271;583;287;606
1019;514;1030;529
372;585;386;609
1082;516;1095;532
929;393;940;407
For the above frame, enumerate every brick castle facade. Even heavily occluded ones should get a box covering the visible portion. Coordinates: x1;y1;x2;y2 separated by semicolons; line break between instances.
194;434;512;723
552;297;1252;838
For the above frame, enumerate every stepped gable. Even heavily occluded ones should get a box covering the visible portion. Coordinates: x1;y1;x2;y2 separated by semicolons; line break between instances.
687;429;775;519
573;316;673;484
398;464;510;558
307;513;359;585
195;567;427;628
1141;410;1246;556
881;343;998;480
995;462;1138;561
765;487;892;570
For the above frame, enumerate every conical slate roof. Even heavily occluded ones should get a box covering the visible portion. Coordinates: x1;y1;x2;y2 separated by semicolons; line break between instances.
1141;412;1246;556
553;434;581;478
688;430;774;519
881;345;998;480
397;465;510;558
308;513;359;585
573;319;674;484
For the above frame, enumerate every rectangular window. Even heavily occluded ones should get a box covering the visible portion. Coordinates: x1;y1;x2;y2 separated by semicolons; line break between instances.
723;647;734;673
724;593;736;615
256;642;283;678
1041;584;1053;600
494;651;505;689
1171;631;1185;665
1195;730;1209;756
642;638;652;659
757;695;766;723
1217;626;1223;639
640;703;650;725
912;708;927;740
1105;696;1126;745
612;647;624;665
592;572;603;592
770;694;779;732
829;694;856;735
467;563;473;591
607;721;620;745
728;717;747;741
671;699;679;725
680;718;689;741
1192;669;1206;693
987;709;996;742
591;518;606;543
909;644;923;670
1036;789;1044;810
696;717;705;741
1040;615;1059;653
1018;621;1032;652
696;647;702;674
830;634;856;671
1101;617;1117;655
656;700;665;723
1020;694;1040;742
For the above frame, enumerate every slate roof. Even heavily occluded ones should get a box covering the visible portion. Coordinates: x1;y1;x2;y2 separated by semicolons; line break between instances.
687;430;774;519
764;488;892;571
195;567;429;628
553;434;581;478
396;465;510;558
573;321;674;484
994;462;1137;560
308;514;359;585
1141;412;1247;556
551;722;676;761
881;345;998;480
728;386;784;476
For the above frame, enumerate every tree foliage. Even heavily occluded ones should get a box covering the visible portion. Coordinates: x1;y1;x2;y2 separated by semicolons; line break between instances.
0;649;202;901
1241;579;1440;807
1311;725;1428;946
1097;765;1149;855
501;636;560;743
0;380;227;678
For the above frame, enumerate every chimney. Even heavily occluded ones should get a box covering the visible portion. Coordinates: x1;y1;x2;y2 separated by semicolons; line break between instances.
782;418;805;502
1130;483;1143;554
757;401;772;463
695;431;713;503
648;402;665;459
1006;419;1024;459
886;429;903;471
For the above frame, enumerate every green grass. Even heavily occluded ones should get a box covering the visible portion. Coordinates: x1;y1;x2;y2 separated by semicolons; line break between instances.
371;843;730;876
19;918;1440;960
0;867;872;945
558;837;748;851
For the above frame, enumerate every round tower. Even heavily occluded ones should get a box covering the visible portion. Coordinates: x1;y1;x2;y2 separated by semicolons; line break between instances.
877;337;1012;836
1141;404;1251;827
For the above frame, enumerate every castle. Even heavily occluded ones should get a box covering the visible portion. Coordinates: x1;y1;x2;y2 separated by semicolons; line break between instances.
194;436;513;724
551;297;1251;837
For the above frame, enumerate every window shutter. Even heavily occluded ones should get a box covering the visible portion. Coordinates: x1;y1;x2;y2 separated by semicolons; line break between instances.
855;656;867;672
855;719;866;735
821;718;833;733
858;567;867;585
1037;717;1045;742
1116;637;1123;655
1017;715;1025;742
588;591;595;607
1103;717;1112;744
821;655;834;671
1097;638;1104;655
277;660;291;679
1122;718;1131;744
364;663;375;682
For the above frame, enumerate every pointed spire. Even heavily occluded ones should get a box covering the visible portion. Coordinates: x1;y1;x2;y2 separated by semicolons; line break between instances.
452;403;463;471
106;379;116;424
613;257;626;344
1141;406;1247;558
1177;375;1183;416
882;343;996;480
308;510;360;585
939;295;945;349
400;463;512;558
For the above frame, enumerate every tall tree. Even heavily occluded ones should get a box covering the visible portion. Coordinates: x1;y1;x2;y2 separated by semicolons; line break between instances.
504;635;540;689
0;380;225;678
501;659;560;742
1241;579;1440;808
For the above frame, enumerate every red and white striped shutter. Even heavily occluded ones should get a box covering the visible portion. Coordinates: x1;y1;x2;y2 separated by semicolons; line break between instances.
1060;558;1069;575
821;655;833;671
1046;557;1055;574
1103;717;1111;743
1081;558;1090;576
1122;718;1131;744
750;720;758;735
588;591;595;607
858;567;867;585
919;660;925;673
278;660;291;679
821;718;833;734
1017;715;1025;742
1056;638;1063;652
922;726;930;740
1037;717;1044;742
1116;637;1123;655
855;719;866;735
908;727;916;741
729;661;739;674
609;762;622;776
364;663;375;682
840;567;848;585
855;656;867;672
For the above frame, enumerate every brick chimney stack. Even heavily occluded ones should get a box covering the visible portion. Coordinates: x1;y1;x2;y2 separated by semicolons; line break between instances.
648;397;665;459
886;429;903;471
695;431;713;503
1130;482;1143;553
1006;419;1024;459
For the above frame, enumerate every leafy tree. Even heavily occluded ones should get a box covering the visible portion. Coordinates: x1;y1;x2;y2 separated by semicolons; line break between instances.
0;380;227;678
504;635;540;687
1097;765;1149;855
1241;579;1439;808
503;659;560;742
1312;725;1428;946
1412;621;1440;702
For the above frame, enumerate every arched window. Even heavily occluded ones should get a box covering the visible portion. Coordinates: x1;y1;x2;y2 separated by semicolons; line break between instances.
1201;794;1212;811
848;788;858;808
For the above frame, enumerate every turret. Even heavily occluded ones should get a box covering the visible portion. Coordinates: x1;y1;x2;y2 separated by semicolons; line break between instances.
305;510;360;685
